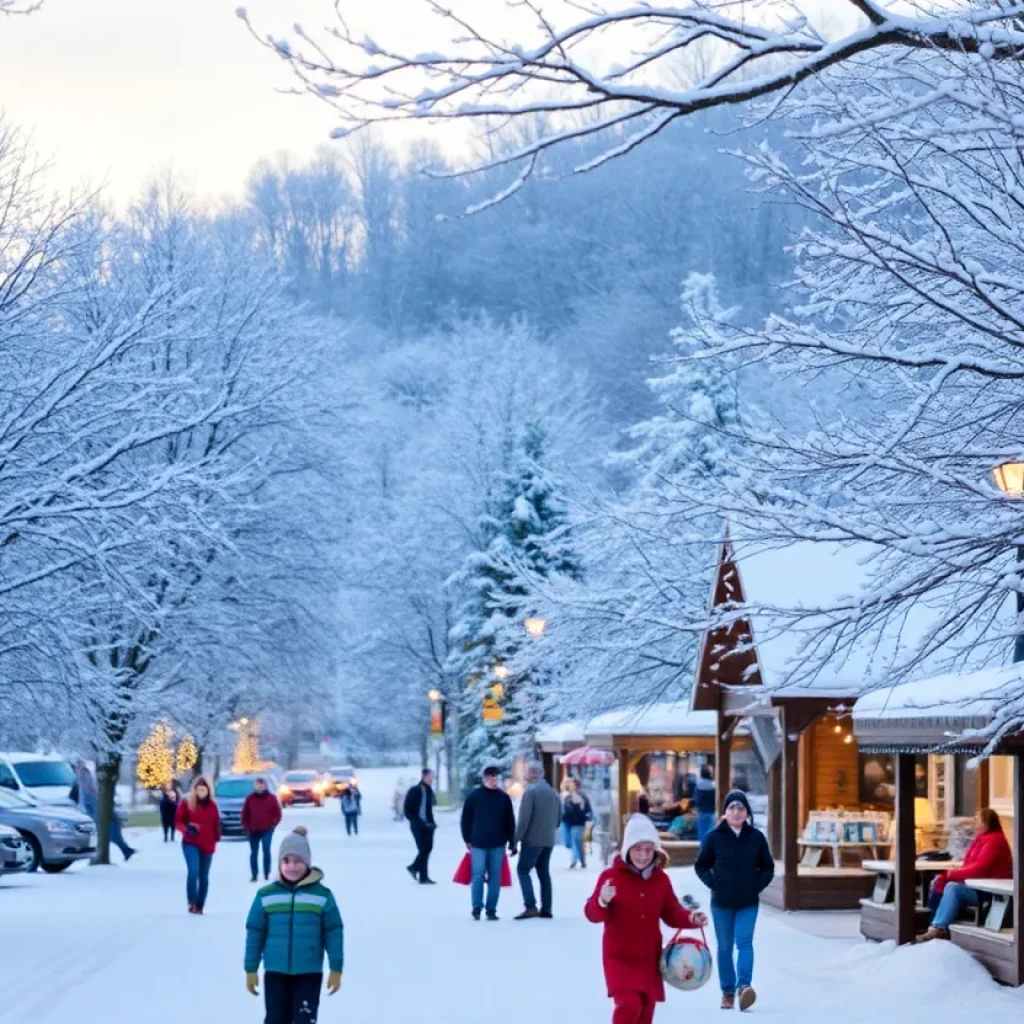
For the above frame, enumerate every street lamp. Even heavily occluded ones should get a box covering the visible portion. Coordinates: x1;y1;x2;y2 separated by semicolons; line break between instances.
524;617;547;638
427;689;441;703
992;461;1024;663
493;665;510;681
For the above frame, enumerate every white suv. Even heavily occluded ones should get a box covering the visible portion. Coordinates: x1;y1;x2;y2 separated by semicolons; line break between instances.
0;754;76;806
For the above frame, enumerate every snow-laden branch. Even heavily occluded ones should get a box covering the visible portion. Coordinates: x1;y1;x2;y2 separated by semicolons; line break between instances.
241;1;1024;199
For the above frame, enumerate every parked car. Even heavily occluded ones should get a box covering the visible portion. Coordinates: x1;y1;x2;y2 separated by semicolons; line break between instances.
0;822;30;875
0;753;76;806
214;775;268;837
325;765;358;797
0;786;97;872
278;770;324;807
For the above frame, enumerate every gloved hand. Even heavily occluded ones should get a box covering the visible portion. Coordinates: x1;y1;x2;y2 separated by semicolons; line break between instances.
692;911;708;927
327;971;342;995
509;844;518;857
246;973;259;996
186;823;199;837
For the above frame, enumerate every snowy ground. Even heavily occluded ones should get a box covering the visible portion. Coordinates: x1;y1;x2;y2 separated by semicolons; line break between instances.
2;769;1021;1023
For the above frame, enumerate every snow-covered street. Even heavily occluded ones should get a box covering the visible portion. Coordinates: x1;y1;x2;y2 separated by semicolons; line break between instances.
0;769;1019;1023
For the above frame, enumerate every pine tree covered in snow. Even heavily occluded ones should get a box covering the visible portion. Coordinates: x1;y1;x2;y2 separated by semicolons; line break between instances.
448;425;581;788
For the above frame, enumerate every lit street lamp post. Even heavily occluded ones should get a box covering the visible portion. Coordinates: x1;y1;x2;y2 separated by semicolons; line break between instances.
992;462;1024;663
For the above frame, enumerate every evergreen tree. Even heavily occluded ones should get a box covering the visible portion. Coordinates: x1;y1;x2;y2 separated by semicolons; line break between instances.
447;425;582;789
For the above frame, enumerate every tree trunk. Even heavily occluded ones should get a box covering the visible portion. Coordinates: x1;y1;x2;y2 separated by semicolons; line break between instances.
95;755;122;866
194;745;205;777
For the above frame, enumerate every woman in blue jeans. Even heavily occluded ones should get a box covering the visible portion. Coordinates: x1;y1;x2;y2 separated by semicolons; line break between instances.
695;790;774;1012
561;780;592;869
175;776;221;914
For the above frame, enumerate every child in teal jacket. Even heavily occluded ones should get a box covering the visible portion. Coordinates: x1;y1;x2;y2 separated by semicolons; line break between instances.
245;826;344;1022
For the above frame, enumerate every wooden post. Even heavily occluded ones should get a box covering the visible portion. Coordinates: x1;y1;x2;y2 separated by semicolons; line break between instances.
617;746;629;841
1013;754;1024;985
895;753;917;945
716;709;732;811
768;759;783;859
978;758;991;812
780;706;800;911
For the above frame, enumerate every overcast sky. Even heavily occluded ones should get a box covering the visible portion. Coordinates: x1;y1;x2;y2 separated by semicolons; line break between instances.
0;0;841;207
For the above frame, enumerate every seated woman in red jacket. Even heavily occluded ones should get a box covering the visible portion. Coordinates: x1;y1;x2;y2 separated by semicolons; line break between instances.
585;814;707;1024
922;808;1012;941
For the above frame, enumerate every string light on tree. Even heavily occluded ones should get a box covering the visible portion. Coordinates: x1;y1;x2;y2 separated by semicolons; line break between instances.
176;734;198;774
137;722;175;790
231;718;266;774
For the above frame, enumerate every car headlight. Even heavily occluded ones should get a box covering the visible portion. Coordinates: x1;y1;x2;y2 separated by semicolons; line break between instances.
279;785;290;796
313;784;323;795
43;820;73;834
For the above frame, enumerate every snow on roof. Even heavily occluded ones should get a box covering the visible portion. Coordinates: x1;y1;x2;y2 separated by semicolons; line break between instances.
586;703;718;739
535;720;588;746
854;664;1024;734
730;538;954;698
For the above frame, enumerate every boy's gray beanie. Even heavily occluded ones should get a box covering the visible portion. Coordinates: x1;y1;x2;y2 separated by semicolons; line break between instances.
279;826;312;865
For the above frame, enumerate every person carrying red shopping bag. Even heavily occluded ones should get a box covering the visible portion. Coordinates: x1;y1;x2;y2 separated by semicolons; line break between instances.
585;814;707;1024
460;765;517;921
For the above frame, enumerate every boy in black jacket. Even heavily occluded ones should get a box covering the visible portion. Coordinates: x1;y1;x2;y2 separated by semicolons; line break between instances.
461;766;516;920
694;790;774;1012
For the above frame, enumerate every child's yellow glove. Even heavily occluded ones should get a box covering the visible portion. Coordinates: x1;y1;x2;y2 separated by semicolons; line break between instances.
246;972;259;996
327;970;342;994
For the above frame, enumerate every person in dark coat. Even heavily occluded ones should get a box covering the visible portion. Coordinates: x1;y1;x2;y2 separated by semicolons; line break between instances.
403;769;437;884
242;777;283;882
340;785;362;836
159;784;179;842
561;778;593;869
694;790;774;1012
461;765;516;920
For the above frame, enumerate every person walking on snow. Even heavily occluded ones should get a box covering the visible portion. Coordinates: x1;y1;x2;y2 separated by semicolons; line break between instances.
245;826;343;1024
340;785;362;836
461;765;517;920
562;778;593;869
514;761;562;919
585;814;708;1024
404;768;437;884
175;775;221;914
694;765;717;844
694;790;774;1011
75;759;136;862
159;784;179;842
243;776;282;882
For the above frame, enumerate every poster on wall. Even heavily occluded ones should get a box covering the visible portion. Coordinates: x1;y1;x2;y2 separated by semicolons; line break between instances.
859;754;928;805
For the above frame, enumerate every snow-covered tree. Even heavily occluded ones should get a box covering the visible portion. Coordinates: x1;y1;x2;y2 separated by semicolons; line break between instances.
448;424;582;786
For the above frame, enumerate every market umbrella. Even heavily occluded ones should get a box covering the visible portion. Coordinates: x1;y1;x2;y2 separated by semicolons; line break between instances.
559;745;615;767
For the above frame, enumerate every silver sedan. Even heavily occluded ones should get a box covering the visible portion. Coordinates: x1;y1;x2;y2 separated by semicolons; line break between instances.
0;787;96;872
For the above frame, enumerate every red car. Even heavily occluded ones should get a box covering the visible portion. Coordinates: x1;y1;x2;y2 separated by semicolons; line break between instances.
278;771;324;807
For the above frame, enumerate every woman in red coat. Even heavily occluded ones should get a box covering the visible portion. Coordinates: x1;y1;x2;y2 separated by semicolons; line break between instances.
922;808;1012;940
175;775;221;915
585;814;707;1024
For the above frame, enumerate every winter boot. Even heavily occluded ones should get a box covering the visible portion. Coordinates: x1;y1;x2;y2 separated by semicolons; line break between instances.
738;987;756;1011
515;908;540;920
486;910;499;921
721;994;735;1010
472;908;481;921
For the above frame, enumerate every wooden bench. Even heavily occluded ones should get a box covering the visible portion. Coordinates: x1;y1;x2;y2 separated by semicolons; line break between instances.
949;923;1017;986
966;878;1014;932
659;837;700;868
798;838;889;868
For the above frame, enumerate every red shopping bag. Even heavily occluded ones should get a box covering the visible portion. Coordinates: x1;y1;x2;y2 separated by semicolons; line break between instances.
453;853;514;887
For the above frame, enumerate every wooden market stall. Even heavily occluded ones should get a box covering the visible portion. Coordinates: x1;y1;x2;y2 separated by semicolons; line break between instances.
690;534;907;911
853;665;1024;984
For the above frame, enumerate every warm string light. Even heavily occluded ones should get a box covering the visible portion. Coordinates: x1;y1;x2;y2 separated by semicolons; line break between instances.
137;722;175;789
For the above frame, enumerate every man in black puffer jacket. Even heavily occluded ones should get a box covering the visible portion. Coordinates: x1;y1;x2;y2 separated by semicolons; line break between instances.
461;766;517;920
695;790;774;1013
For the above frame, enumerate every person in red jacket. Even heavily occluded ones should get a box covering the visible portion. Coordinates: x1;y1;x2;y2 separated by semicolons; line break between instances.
921;808;1013;941
585;814;707;1024
175;775;221;915
242;777;283;883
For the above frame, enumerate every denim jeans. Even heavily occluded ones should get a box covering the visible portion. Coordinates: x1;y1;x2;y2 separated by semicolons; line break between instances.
569;825;586;867
697;812;717;844
249;829;274;879
517;845;553;912
183;843;213;909
108;814;134;859
344;812;359;836
711;904;758;994
932;882;979;929
471;846;505;913
561;821;572;849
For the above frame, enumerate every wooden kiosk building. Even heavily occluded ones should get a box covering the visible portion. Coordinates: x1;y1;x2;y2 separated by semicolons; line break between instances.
854;666;1024;984
691;536;896;911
